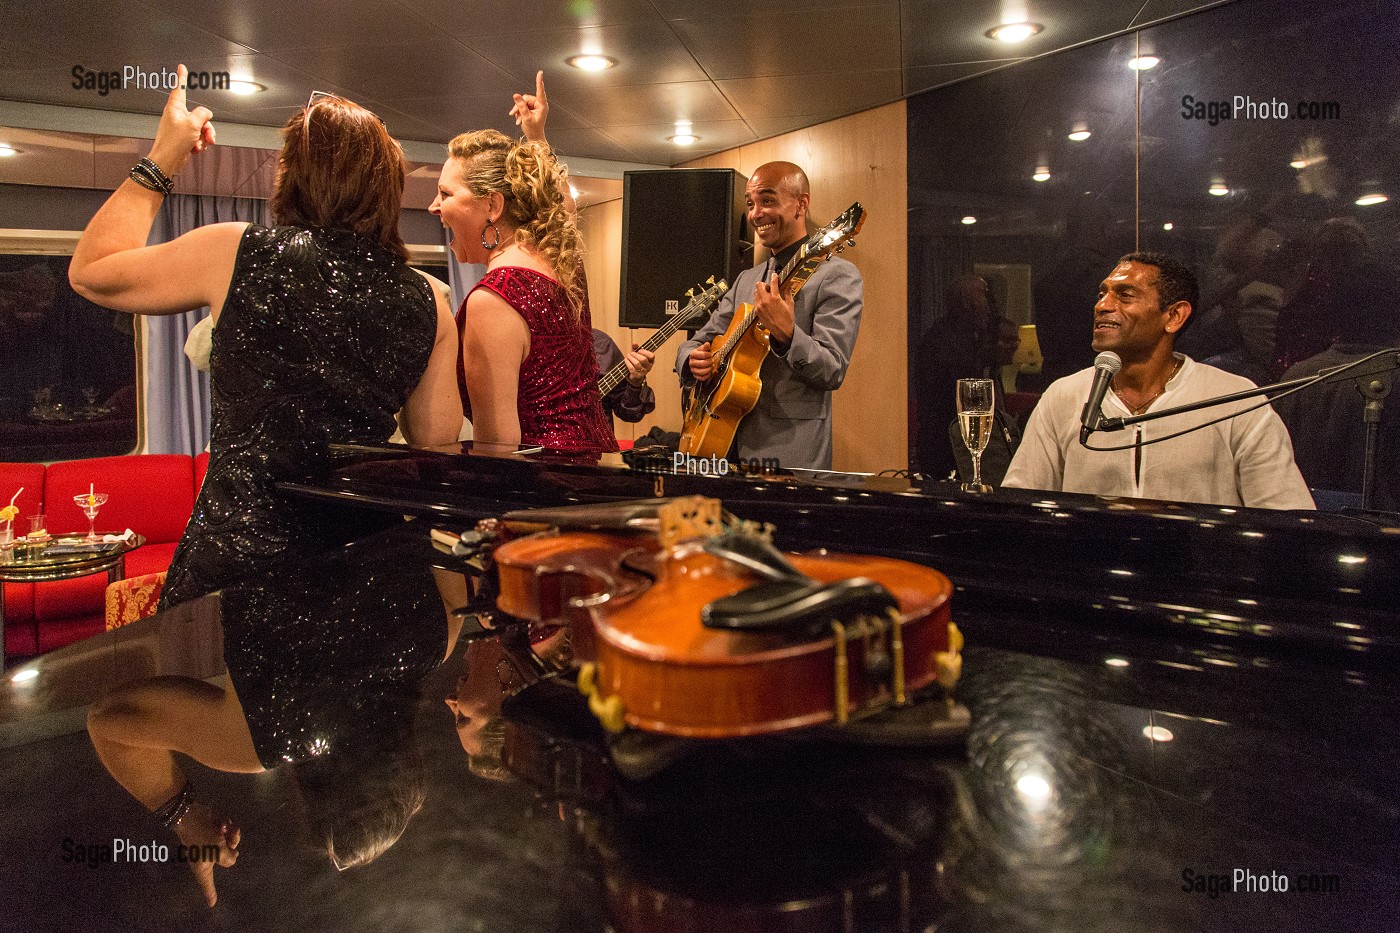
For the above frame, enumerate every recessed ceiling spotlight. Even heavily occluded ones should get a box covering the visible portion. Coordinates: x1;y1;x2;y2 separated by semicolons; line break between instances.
1143;724;1175;743
0;144;19;157
1289;159;1308;169
566;54;617;72
1128;55;1160;70
669;133;699;145
1208;180;1230;196
986;21;1043;42
226;80;266;95
1162;222;1174;231
10;668;39;683
961;215;977;225
1067;123;1091;141
1032;166;1051;182
1356;193;1389;206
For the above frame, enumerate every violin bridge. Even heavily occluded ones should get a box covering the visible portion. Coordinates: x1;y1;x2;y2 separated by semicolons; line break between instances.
658;496;724;547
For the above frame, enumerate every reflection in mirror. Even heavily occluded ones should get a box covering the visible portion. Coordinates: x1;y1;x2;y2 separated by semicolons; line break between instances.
908;0;1399;507
0;254;137;462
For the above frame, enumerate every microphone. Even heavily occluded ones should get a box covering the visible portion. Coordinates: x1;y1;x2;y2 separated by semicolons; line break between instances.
1079;351;1122;445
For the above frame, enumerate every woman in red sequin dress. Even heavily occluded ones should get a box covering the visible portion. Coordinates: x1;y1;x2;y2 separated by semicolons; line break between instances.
430;72;617;455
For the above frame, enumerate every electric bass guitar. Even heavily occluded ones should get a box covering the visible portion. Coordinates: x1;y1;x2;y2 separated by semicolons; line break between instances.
598;277;729;398
678;204;866;460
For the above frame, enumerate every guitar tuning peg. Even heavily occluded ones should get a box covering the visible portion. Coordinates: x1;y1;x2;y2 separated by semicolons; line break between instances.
686;288;695;298
706;276;715;285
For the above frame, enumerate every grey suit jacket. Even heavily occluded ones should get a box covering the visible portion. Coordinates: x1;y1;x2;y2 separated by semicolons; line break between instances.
676;255;863;471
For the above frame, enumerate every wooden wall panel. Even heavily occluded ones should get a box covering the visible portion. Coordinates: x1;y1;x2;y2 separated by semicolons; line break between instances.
578;100;907;472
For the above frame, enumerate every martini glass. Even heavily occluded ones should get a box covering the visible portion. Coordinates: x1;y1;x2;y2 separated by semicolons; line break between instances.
73;492;109;542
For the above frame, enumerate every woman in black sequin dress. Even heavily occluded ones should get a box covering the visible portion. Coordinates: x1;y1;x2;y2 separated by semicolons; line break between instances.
71;68;463;609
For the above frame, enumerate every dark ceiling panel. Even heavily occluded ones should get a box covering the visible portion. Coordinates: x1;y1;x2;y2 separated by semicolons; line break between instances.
271;38;518;102
716;70;903;121
650;0;873;17
6;0;253;62
900;0;1144;70
398;0;662;36
456;22;710;90
0;0;1252;162
557;80;743;128
904;61;1028;98
140;0;439;54
669;4;902;80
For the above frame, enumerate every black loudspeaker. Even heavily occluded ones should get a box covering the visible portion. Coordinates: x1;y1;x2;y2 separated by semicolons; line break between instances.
619;168;748;329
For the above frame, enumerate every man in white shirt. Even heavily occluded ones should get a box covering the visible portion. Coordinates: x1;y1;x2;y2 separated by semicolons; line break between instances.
1003;252;1314;509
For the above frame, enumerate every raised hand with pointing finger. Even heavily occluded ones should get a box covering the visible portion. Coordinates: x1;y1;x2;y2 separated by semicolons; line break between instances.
148;64;216;183
509;70;549;144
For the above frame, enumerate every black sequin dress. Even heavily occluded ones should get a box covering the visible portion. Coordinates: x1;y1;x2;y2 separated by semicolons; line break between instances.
160;225;437;609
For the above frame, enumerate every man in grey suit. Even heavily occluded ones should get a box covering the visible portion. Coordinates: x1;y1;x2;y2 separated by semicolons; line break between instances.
676;161;863;472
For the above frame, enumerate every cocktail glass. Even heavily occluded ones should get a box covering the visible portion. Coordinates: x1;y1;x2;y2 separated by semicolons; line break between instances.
73;493;109;542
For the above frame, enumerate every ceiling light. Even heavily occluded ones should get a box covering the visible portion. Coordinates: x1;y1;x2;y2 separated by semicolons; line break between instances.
986;21;1043;42
1032;166;1051;182
0;144;19;157
1355;193;1389;206
1128;55;1160;70
669;133;699;145
566;54;617;72
1143;725;1174;742
11;668;38;683
568;184;579;199
226;80;265;95
1289;158;1308;169
1208;182;1230;196
1162;222;1173;231
1067;124;1091;141
1104;658;1130;668
961;215;977;225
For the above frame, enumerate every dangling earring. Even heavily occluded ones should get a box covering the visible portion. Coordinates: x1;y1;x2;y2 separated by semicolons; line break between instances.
481;222;501;251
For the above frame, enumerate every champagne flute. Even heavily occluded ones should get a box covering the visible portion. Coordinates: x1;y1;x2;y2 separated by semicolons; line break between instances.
956;378;995;492
73;492;109;542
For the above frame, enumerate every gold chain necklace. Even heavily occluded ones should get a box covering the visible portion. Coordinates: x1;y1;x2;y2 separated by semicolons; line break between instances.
1118;357;1182;416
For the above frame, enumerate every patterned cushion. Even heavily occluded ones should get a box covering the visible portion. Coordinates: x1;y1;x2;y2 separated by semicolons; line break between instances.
105;572;167;630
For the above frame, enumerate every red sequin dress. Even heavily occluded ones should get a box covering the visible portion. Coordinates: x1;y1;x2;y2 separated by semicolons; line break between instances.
457;266;619;454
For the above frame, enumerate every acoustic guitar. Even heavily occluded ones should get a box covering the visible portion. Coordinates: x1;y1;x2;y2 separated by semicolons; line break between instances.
482;496;961;739
597;277;729;398
677;204;866;460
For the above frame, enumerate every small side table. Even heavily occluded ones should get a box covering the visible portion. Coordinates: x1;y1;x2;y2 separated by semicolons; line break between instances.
0;533;145;671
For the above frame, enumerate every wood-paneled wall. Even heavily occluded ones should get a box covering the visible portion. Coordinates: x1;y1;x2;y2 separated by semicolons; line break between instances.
578;101;908;474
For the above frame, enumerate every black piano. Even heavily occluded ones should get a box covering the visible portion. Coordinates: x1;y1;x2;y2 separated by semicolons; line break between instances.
1;443;1396;930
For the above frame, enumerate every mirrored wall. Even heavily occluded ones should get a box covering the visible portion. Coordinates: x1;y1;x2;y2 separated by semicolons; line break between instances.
907;0;1400;502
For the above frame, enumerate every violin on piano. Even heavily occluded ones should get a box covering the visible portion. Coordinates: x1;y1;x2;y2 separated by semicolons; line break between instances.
440;496;963;740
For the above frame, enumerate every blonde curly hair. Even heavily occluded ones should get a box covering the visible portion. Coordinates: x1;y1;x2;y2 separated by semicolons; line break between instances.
446;129;585;317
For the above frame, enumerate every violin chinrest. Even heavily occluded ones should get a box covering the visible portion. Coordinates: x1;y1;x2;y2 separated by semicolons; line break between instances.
701;576;897;633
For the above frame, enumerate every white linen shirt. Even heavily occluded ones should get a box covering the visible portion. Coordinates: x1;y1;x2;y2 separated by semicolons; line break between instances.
1003;355;1315;509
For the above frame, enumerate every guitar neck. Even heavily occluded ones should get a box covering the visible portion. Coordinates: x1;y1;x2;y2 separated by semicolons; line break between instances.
714;254;823;364
598;298;713;396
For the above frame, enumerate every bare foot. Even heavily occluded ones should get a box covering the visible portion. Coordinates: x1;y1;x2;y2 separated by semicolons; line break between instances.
174;802;240;906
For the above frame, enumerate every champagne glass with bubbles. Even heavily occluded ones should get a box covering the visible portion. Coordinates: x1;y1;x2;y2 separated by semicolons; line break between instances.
956;378;995;492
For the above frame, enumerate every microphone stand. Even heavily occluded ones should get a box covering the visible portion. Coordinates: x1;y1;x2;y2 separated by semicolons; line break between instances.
1091;349;1400;510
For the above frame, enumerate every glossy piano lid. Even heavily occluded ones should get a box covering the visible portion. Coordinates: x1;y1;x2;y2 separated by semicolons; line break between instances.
2;514;1397;929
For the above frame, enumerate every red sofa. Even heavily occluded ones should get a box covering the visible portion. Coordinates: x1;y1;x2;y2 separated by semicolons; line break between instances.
1;453;207;658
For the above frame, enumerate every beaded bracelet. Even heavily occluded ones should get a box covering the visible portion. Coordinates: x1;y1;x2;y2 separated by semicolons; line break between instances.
153;780;195;828
129;157;174;195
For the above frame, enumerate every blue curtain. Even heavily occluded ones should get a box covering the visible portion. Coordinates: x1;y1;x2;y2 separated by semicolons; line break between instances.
143;195;268;454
